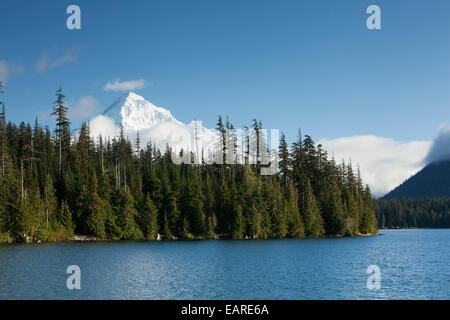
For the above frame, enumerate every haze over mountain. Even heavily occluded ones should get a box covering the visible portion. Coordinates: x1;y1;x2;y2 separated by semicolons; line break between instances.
383;127;450;199
383;159;450;199
321;126;450;198
426;127;450;164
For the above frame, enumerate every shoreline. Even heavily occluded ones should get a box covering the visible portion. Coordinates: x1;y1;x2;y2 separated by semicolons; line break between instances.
72;233;380;242
1;232;380;244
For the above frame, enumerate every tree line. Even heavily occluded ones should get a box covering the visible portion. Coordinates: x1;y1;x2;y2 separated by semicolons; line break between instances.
376;197;450;228
0;85;378;243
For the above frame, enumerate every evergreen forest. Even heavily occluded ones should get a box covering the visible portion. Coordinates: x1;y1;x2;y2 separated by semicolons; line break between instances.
0;84;378;243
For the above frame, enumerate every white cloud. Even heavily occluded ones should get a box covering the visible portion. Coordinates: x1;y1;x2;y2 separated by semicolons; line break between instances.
68;95;99;119
88;115;119;140
104;79;147;92
0;60;25;84
50;50;77;68
426;125;450;163
38;95;99;123
318;135;432;197
35;49;77;73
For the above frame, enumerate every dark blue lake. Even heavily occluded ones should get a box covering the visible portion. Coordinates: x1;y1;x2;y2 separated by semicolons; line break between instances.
0;229;449;299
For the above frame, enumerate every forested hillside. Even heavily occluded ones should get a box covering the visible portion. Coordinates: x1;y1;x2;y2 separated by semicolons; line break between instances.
377;157;450;228
383;160;450;199
0;85;378;243
376;198;450;228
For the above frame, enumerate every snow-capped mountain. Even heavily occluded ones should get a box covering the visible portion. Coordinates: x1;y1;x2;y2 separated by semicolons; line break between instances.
102;92;178;131
88;92;218;157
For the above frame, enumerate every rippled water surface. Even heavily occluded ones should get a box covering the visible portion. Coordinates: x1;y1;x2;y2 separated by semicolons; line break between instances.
0;229;449;299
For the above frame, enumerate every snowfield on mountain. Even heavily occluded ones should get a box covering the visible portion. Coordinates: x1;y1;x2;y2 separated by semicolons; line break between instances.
88;92;219;156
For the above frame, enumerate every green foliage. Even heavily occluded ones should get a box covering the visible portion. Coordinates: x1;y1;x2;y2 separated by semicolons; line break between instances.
41;227;73;242
359;186;378;234
376;197;450;229
114;188;143;240
268;181;288;238
139;194;158;240
181;216;192;239
86;193;107;239
231;204;244;239
0;232;13;243
285;182;305;238
57;200;73;232
302;179;325;237
0;87;377;241
105;211;123;240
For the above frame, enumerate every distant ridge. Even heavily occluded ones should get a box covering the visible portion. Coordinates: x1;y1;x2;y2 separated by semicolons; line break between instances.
383;159;450;199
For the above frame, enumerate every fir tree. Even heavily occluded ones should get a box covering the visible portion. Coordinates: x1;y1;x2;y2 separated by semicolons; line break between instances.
115;187;143;240
51;87;70;173
302;179;324;237
285;181;305;238
0;90;379;242
231;204;244;239
279;133;291;186
139;194;159;240
57;200;74;232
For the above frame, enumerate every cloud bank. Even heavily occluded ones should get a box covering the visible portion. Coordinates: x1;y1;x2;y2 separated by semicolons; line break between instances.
318;135;431;197
426;126;450;164
38;95;99;122
88;115;119;140
68;95;99;119
104;79;147;92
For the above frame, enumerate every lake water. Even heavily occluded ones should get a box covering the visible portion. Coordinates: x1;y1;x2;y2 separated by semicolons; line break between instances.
0;229;449;299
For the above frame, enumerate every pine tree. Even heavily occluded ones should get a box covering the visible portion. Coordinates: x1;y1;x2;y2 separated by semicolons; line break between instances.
144;166;163;209
360;186;378;234
321;179;345;236
279;133;291;186
231;204;244;239
181;216;191;239
3;166;22;241
51;87;70;173
160;213;170;238
86;175;107;239
181;175;205;236
215;175;231;234
260;182;272;238
302;179;324;237
215;115;226;164
58;200;74;232
0;92;379;241
105;210;123;240
343;188;359;236
165;189;180;236
86;194;107;239
269;180;288;238
139;194;158;240
0;83;8;241
114;187;143;240
285;181;305;238
291;130;304;189
205;215;215;239
0;82;6;178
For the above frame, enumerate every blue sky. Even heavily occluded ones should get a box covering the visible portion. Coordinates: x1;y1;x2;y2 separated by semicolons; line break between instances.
1;0;450;195
0;0;448;141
